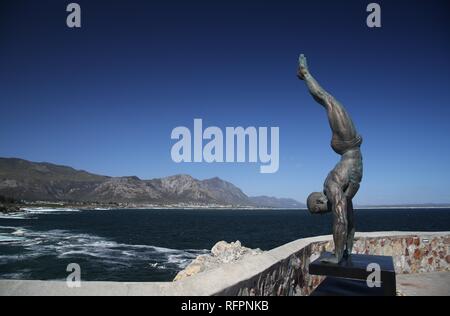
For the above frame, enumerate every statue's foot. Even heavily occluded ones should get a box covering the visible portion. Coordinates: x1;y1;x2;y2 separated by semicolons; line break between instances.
320;254;340;264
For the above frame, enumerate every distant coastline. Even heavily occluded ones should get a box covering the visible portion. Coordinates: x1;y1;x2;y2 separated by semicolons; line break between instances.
355;204;450;210
1;157;449;214
2;201;450;216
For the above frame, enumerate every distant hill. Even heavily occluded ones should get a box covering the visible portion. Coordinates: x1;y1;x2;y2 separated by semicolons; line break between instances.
0;158;109;202
249;196;305;209
0;158;304;208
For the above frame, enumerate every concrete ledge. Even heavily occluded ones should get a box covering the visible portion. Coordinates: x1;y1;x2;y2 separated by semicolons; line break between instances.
397;272;450;296
0;231;448;296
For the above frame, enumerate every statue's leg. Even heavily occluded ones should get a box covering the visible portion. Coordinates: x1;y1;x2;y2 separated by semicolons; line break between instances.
325;98;359;142
345;199;355;258
299;54;359;143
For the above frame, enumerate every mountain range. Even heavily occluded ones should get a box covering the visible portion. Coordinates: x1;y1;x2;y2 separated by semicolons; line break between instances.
0;158;305;208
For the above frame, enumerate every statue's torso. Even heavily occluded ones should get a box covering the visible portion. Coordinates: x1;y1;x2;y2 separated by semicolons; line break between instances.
325;147;363;194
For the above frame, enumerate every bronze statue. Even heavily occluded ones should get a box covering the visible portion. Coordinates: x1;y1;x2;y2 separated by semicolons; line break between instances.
297;54;363;264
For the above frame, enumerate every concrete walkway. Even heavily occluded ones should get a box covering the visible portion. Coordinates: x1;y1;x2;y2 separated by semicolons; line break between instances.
1;273;449;296
397;272;450;296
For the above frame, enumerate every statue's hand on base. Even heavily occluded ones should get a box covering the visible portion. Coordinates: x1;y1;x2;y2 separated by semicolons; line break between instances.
320;254;341;264
297;54;309;80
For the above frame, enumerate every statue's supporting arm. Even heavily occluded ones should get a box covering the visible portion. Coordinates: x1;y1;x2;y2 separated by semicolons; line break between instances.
324;183;348;264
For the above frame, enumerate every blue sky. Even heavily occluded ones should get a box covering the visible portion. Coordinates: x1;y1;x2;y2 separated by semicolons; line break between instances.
0;0;449;205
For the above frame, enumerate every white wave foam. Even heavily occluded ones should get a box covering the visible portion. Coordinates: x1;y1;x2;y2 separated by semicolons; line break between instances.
11;229;26;236
22;208;81;214
0;226;209;277
0;226;19;230
0;227;26;243
0;208;81;220
0;235;25;243
0;272;29;279
0;214;28;220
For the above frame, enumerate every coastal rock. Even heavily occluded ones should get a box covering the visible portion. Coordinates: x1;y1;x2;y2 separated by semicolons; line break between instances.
0;203;21;214
174;241;263;281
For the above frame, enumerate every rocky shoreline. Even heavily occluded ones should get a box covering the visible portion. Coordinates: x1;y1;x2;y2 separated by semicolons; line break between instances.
174;241;264;281
0;196;23;214
0;199;307;214
0;203;22;214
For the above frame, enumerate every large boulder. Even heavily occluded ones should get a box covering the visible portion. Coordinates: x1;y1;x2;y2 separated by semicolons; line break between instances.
174;241;263;281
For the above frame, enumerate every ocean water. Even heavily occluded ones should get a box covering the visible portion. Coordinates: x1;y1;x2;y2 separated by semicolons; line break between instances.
0;208;449;282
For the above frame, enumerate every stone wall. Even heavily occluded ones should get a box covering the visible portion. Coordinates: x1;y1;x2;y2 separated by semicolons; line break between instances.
346;234;449;274
215;232;450;296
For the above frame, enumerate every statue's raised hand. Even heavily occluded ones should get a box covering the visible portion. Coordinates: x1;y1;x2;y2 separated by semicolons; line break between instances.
297;54;309;80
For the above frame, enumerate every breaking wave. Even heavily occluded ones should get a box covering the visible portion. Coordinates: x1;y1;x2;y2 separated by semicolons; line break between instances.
0;225;208;280
0;208;82;220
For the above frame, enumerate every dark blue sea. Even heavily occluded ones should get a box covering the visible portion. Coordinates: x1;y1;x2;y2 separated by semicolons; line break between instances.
0;208;449;282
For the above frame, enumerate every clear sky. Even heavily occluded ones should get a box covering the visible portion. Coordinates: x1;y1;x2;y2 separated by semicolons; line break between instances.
1;0;449;205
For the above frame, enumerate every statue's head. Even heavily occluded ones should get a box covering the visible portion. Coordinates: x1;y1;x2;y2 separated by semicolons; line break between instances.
307;192;331;214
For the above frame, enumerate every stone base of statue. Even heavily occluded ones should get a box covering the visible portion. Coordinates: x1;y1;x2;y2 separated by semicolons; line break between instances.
309;252;397;296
